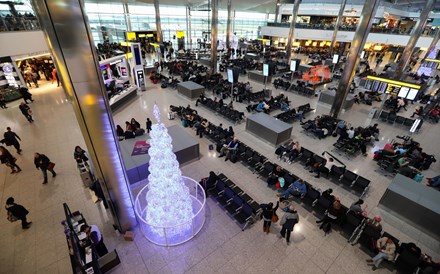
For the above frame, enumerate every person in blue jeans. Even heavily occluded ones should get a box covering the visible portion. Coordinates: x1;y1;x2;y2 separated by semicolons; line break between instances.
366;237;396;270
427;176;440;187
277;179;307;199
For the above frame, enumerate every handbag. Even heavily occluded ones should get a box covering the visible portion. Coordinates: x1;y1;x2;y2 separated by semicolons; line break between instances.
271;214;279;223
47;162;55;170
7;210;18;222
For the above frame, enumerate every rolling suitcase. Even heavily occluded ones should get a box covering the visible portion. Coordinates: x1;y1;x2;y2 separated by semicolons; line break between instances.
80;171;93;187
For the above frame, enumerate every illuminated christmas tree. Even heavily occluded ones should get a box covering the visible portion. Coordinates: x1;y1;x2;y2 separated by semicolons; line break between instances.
145;104;194;237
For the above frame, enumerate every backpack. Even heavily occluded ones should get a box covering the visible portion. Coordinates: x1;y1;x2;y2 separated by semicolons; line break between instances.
283;218;298;231
321;222;331;235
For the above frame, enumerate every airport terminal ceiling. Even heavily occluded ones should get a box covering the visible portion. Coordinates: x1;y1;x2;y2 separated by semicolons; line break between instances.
83;0;440;14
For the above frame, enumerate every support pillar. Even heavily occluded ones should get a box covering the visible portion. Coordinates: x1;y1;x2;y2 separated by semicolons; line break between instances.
286;0;300;64
123;3;132;32
274;0;280;24
424;27;440;60
154;0;163;43
226;0;232;49
233;10;236;33
31;0;137;231
211;0;218;73
395;0;434;80
330;0;347;52
330;0;381;118
188;6;192;50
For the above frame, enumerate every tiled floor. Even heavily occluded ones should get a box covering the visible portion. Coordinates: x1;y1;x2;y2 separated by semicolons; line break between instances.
0;55;439;274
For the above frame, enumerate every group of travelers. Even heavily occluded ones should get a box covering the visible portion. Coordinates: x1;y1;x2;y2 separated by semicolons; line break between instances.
116;117;152;140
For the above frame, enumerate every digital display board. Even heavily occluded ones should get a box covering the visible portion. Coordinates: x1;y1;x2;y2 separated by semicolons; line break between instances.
398;86;409;98
365;76;421;100
227;69;234;84
263;64;269;76
407;88;419;101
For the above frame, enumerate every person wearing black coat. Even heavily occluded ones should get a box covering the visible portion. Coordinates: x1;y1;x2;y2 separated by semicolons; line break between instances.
5;197;31;229
73;146;88;164
130;118;141;131
0;146;21;173
261;201;279;234
3;127;22;154
18;86;34;103
146;118;152;133
19;102;33;122
34;152;56;184
280;206;299;243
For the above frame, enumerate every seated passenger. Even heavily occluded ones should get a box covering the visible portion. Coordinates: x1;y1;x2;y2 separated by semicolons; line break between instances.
366;237;396;270
410;106;424;118
349;199;366;215
218;138;239;162
366;215;383;232
277;179;307;199
310;152;343;178
368;123;380;141
284;141;301;163
428;107;439;123
130;118;141;131
316;198;344;228
256;100;266;113
427;175;440;188
200;171;218;193
397;155;411;168
275;139;294;158
267;165;285;186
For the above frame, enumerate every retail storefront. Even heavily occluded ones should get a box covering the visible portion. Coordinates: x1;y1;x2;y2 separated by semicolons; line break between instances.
0;56;25;102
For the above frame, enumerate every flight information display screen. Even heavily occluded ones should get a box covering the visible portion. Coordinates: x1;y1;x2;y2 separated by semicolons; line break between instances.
365;76;421;100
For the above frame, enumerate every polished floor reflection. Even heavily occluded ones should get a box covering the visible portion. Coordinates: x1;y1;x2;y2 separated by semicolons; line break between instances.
0;55;439;274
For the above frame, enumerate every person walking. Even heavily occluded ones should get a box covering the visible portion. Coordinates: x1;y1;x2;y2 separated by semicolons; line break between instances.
5;197;32;229
279;206;299;243
0;146;21;173
31;72;39;88
18;86;34;103
34;152;56;184
80;224;108;257
261;201;279;234
146;118;152;133
52;67;60;87
3;127;22;154
19;102;33;122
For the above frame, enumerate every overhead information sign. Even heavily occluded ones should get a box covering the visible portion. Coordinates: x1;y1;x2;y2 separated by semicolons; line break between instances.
365;75;421;100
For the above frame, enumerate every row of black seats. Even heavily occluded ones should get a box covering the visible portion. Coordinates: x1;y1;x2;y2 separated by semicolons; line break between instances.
288;146;370;198
198;98;245;124
247;89;268;102
249;142;420;273
378;111;421;130
186;114;422;273
236;143;349;218
289;83;315;97
207;173;261;231
275;103;314;123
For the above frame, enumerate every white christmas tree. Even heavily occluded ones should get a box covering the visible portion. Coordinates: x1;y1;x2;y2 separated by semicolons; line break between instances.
145;104;194;237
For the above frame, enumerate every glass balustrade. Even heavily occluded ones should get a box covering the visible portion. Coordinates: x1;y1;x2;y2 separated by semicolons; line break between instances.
266;22;436;37
0;15;40;32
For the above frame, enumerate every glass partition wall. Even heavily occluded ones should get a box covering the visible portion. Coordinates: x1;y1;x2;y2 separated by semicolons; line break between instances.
84;2;267;47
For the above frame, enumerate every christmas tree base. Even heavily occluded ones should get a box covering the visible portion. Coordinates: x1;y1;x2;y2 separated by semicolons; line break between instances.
134;176;206;246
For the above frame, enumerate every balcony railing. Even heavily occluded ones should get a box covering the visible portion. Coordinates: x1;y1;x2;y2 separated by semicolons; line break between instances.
266;22;437;37
0;16;40;32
